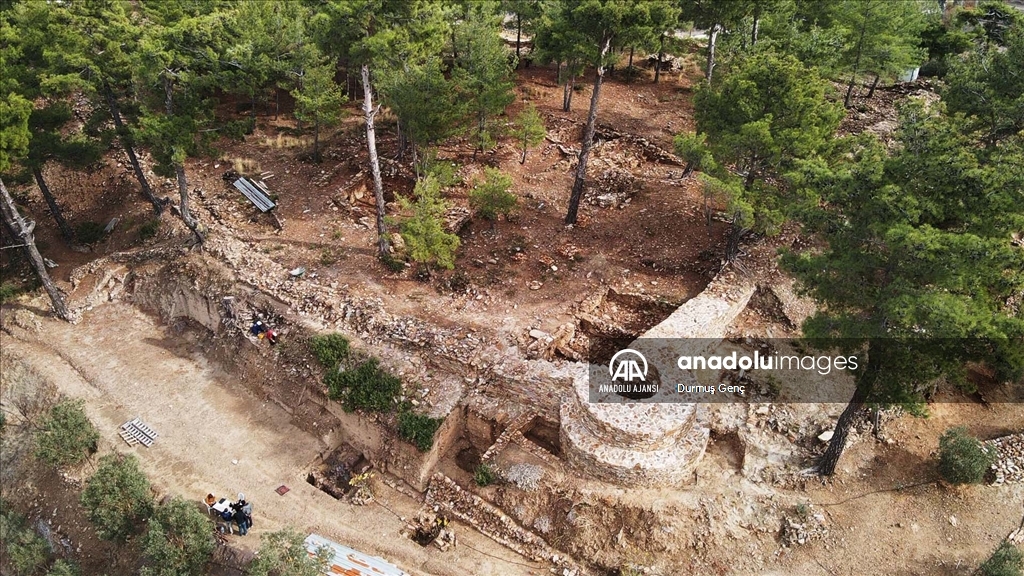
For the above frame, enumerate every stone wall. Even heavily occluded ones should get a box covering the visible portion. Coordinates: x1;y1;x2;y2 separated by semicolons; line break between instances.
557;269;757;486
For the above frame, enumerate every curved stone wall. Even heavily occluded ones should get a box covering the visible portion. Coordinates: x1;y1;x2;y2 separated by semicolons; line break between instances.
559;273;756;486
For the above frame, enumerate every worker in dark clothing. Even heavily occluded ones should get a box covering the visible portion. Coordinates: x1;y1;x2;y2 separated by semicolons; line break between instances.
250;320;267;337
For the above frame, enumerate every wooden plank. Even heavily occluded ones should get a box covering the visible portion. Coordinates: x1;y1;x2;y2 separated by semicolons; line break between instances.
233;177;276;212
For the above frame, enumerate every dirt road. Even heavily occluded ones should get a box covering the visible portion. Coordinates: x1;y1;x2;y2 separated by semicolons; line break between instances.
3;302;544;576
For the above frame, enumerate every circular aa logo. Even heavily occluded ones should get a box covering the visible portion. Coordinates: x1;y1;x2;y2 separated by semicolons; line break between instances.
609;349;648;382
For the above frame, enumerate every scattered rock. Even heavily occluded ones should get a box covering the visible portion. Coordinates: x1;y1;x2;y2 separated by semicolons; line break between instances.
986;433;1024;485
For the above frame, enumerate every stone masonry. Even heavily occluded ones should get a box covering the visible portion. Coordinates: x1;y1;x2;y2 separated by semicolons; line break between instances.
560;271;757;486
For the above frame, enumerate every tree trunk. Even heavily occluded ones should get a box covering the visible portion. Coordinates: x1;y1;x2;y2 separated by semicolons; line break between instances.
844;5;871;108
866;74;881;99
31;167;74;243
817;341;882;476
706;24;720;82
743;154;758;190
628;46;634;69
563;74;575;112
476;110;485;156
655;34;665;83
566;38;611;225
397;120;408;160
516;14;522;66
313;118;320;162
174;163;204;244
103;83;163;215
0;178;71;321
725;211;744;261
521;138;528;164
751;6;761;46
250;85;257;132
362;64;389;259
844;73;858;108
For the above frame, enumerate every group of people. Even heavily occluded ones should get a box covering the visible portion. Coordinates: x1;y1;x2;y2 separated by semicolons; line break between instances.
208;492;254;536
249;319;278;345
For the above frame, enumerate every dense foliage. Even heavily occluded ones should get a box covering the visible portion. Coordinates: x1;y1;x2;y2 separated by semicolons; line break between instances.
0;501;50;576
1;0;1021;482
938;427;996;485
310;333;351;370
469;168;517;224
326;357;402;413
397;411;444;452
248;529;333;576
80;453;153;542
398;175;461;271
34;398;98;469
981;541;1024;576
140;497;215;576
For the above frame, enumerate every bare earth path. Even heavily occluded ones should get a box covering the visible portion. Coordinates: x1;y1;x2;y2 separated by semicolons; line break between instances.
4;303;541;576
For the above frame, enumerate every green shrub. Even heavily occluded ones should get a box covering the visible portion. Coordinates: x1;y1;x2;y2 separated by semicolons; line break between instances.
399;175;460;271
380;252;407;272
473;463;494;487
0;502;50;576
75;221;106;244
80;453;153;542
981;541;1024;576
248;529;332;576
46;560;81;576
0;283;21;304
35;398;99;469
938;426;995;484
139;219;160;240
469;168;516;222
326;358;401;413
140;497;215;576
310;333;349;369
398;411;443;452
423;152;461;188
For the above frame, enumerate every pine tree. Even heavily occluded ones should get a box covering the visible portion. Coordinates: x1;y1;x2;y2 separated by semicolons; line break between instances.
291;47;346;162
399;175;461;273
510;103;546;163
542;0;670;224
139;498;215;576
470;168;517;229
532;7;588;112
380;58;465;171
0;9;70;321
249;530;333;576
678;0;748;82
784;102;1024;476
136;3;228;244
25;103;102;244
833;0;927;107
223;1;308;132
46;0;168;214
944;22;1024;145
80;454;153;542
693;50;843;233
311;0;448;260
452;7;516;156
